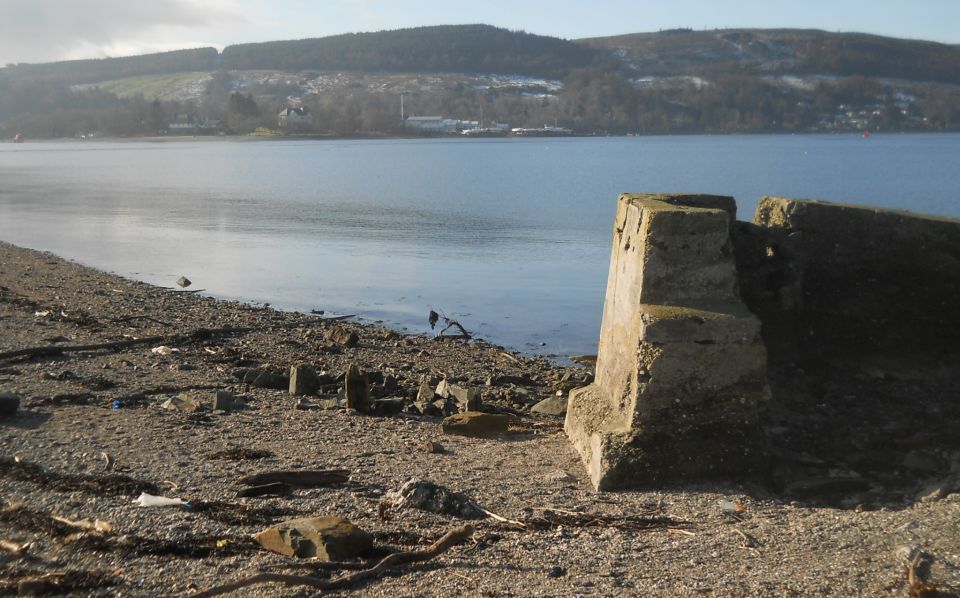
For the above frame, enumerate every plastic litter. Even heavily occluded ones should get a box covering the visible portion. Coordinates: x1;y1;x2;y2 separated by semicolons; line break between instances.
718;499;746;514
133;492;189;508
151;346;179;356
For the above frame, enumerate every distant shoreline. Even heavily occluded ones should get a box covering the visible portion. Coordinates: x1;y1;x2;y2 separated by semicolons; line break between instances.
3;129;948;144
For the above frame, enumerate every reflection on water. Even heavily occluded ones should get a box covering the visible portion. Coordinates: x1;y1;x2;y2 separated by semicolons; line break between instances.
1;135;958;356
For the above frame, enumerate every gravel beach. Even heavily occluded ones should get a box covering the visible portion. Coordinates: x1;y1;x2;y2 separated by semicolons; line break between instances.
1;241;957;597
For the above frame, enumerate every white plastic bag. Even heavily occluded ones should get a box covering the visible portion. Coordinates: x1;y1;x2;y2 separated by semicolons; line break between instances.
133;492;188;507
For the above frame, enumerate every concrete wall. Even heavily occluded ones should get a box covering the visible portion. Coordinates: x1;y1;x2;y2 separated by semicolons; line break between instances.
735;197;960;363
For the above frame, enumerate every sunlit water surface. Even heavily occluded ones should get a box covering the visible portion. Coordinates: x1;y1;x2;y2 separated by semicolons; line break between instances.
1;134;958;356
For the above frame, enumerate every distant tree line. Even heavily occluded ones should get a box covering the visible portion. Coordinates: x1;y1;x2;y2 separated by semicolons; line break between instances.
2;66;958;139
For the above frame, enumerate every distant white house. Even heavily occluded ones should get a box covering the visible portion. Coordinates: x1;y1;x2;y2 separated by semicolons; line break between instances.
404;116;460;133
278;107;312;128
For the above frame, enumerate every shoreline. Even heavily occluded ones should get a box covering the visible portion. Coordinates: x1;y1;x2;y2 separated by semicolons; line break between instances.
4;129;953;145
1;240;958;595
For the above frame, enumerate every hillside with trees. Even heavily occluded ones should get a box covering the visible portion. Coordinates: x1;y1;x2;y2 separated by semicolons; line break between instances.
581;28;960;84
1;48;218;85
1;25;958;139
221;25;599;79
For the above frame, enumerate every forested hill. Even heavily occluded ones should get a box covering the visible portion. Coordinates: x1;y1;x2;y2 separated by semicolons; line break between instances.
580;28;960;85
220;25;598;78
3;25;957;86
1;48;218;85
0;25;597;84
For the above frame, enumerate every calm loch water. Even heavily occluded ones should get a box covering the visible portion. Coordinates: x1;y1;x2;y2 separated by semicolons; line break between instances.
1;134;958;356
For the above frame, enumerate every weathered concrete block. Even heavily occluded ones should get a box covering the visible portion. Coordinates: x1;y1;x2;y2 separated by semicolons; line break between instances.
565;193;769;490
289;364;321;396
344;365;370;412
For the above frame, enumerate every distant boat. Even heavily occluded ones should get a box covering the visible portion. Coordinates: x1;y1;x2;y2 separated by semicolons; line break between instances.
862;130;871;139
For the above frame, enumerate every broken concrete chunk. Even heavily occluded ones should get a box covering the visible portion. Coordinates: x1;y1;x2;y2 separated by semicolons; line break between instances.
344;365;370;413
327;327;359;348
212;390;235;412
255;516;372;559
417;379;435;403
0;392;21;418
383;478;484;519
441;411;510;437
435;379;452;399
448;384;481;412
289;364;322;396
161;395;201;413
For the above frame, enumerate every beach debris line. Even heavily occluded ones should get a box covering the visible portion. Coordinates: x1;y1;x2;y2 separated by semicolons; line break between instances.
191;524;474;598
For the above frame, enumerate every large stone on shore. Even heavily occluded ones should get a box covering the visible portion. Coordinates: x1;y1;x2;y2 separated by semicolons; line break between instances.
289;364;322;396
255;516;372;559
0;392;21;418
564;194;769;491
161;394;201;413
531;395;567;416
441;411;510;437
344;365;370;412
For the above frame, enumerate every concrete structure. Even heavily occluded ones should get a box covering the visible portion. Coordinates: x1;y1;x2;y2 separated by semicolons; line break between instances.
735;197;960;363
565;193;770;491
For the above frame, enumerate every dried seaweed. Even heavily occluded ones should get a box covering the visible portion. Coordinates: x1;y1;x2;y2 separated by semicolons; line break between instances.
189;500;296;526
0;568;119;595
494;507;691;533
0;457;159;496
206;448;274;461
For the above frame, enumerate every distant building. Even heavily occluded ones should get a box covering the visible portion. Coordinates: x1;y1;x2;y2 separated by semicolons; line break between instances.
404;116;459;133
168;112;198;133
278;107;312;128
167;113;220;134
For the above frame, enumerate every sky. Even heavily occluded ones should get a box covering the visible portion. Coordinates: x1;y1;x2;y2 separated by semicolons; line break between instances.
1;0;958;66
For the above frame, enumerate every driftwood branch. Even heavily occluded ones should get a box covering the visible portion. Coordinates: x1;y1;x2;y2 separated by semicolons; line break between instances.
0;316;348;362
0;335;168;361
191;524;473;597
237;470;351;488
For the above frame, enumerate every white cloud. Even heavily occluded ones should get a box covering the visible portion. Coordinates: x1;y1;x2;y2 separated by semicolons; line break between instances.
0;0;247;65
